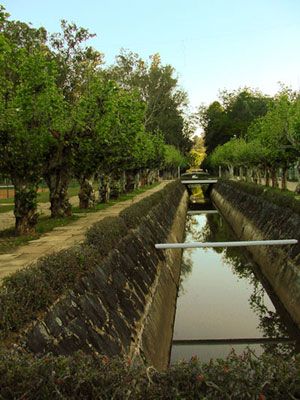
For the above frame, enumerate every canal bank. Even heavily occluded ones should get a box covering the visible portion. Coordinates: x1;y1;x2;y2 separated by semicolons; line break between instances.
1;181;188;371
211;180;300;332
171;199;299;363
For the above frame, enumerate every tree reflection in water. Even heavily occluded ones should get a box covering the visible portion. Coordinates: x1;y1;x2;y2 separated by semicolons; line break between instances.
181;205;297;357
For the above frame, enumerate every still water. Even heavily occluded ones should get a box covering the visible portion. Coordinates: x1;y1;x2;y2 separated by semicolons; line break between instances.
170;199;295;363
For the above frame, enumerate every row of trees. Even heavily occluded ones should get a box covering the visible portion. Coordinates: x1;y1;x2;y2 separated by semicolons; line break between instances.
0;6;190;235
200;88;300;191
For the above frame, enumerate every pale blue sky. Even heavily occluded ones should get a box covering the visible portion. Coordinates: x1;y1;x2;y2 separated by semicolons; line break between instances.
3;0;300;110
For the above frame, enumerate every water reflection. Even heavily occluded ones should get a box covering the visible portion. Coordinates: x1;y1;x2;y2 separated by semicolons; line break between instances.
173;193;298;363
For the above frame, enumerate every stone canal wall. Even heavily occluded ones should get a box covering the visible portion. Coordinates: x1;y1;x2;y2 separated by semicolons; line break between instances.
211;180;300;330
24;182;188;370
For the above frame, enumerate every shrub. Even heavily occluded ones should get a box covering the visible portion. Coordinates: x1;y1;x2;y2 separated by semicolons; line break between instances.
0;246;100;339
222;180;300;215
0;349;299;399
85;216;128;256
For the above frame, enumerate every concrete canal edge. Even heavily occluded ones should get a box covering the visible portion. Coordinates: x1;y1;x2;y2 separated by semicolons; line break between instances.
211;180;300;331
24;182;188;371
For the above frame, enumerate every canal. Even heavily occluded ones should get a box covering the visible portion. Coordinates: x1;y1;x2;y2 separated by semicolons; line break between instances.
171;190;298;363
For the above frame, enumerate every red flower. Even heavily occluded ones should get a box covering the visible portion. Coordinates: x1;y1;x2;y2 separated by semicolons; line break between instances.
102;355;110;365
223;366;230;373
196;374;205;382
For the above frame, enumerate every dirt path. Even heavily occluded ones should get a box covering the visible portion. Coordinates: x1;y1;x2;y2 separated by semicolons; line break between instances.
0;182;169;280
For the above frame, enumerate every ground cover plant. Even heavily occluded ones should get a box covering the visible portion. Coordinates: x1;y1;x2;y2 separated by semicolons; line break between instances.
0;349;299;399
224;179;300;215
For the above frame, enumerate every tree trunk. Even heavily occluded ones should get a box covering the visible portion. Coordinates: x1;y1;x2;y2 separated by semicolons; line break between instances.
78;177;95;209
245;168;251;182
98;174;111;203
281;166;288;190
257;169;262;185
134;170;141;189
271;167;278;188
110;173;122;200
121;171;127;193
13;180;38;235
125;170;135;192
253;167;258;184
295;161;300;194
265;167;270;187
44;170;72;218
239;167;243;181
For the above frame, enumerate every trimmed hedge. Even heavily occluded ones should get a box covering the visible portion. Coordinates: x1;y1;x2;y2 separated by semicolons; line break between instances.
224;180;300;215
0;181;184;341
0;349;299;399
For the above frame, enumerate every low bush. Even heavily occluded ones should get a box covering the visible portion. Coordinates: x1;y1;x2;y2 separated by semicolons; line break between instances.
85;216;128;256
0;245;100;340
0;349;299;399
224;180;300;215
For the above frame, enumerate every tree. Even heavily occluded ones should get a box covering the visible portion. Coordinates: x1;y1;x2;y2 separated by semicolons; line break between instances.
107;50;192;153
43;20;103;217
188;136;206;170
200;88;271;156
0;10;65;234
248;93;299;188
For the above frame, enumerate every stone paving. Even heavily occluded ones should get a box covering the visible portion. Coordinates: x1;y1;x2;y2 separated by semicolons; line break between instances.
0;182;169;280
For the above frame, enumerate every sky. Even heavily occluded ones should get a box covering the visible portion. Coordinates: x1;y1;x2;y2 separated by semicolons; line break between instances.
3;0;300;112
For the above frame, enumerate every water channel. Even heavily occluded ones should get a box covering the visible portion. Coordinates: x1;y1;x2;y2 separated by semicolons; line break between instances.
170;187;299;363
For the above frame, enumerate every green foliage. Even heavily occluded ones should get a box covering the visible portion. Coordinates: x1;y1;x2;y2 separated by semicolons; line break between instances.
0;349;299;399
85;216;128;256
163;144;186;169
108;50;192;153
200;88;271;155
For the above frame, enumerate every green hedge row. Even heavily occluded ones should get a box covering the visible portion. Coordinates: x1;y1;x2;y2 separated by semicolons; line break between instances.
0;181;184;342
223;180;300;215
0;349;299;399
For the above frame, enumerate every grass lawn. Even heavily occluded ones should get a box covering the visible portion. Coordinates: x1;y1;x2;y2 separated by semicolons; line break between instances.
0;186;80;204
0;215;80;254
0;205;14;213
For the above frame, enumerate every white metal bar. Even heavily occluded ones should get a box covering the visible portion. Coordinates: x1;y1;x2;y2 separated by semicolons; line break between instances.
181;180;218;184
155;239;298;250
187;210;219;215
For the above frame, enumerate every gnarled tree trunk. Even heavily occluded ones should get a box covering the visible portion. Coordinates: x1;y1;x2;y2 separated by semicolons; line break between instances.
78;177;95;209
98;174;111;203
110;172;122;200
13;180;38;235
271;167;278;188
125;170;136;192
44;170;72;218
281;165;288;190
265;167;270;187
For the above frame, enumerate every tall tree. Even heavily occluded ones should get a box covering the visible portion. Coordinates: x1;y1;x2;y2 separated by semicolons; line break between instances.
200;88;271;156
0;9;65;234
107;50;191;153
43;20;103;217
